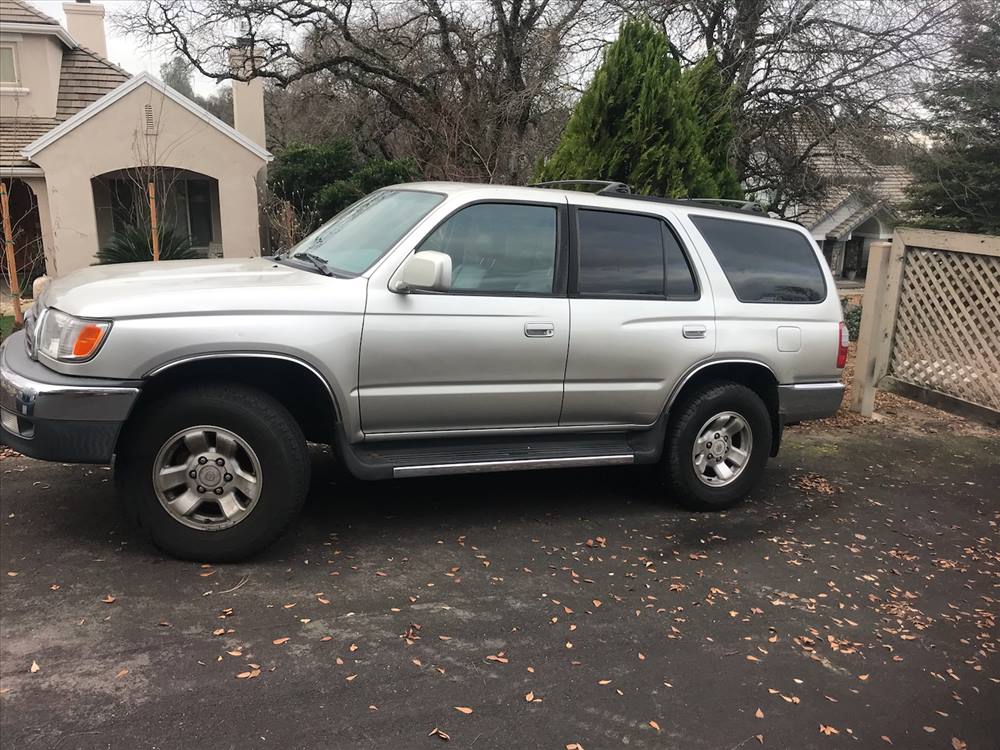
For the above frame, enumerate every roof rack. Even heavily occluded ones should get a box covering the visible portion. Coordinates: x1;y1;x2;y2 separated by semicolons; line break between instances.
528;180;767;216
683;198;766;215
529;180;632;195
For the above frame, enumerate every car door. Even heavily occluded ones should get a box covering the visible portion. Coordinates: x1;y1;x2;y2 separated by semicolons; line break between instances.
359;199;570;435
561;202;716;426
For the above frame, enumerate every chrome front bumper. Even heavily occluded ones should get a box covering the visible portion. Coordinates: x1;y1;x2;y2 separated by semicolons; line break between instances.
777;382;845;423
1;332;140;463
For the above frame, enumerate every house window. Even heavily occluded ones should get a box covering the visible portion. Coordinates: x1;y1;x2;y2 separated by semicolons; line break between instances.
0;46;18;85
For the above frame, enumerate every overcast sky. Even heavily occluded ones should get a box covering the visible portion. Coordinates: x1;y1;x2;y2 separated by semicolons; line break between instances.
29;0;222;96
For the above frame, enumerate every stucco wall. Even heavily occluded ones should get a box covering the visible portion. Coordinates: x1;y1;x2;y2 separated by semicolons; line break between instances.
0;33;61;119
29;81;267;275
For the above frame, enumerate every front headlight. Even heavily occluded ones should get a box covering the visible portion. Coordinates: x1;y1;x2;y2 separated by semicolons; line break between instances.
36;308;112;362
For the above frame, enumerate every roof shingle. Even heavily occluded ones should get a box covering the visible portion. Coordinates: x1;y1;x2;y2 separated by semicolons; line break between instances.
0;0;60;25
56;46;130;121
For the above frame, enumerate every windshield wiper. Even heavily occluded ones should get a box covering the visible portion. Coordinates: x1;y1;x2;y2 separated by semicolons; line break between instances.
290;251;335;277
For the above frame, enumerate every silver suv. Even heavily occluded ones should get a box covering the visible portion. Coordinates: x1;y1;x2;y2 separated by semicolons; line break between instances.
1;181;847;560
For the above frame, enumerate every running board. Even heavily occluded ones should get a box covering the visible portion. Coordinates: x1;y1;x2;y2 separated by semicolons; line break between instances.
340;433;637;480
393;454;634;478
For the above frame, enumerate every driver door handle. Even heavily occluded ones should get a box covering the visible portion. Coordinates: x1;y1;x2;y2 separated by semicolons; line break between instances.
525;322;555;338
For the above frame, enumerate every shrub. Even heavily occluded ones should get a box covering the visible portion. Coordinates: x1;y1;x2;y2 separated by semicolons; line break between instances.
841;298;862;341
96;225;198;264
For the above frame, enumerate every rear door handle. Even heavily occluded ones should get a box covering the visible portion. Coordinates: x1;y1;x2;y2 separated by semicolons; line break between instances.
525;322;555;338
682;324;707;339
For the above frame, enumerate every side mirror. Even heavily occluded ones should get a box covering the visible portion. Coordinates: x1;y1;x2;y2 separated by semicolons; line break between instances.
394;251;452;292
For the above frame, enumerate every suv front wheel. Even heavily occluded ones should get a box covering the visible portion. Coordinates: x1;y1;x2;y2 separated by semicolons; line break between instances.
116;384;310;562
664;381;772;510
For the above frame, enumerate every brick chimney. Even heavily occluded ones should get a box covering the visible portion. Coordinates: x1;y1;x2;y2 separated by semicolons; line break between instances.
228;39;266;148
62;1;107;58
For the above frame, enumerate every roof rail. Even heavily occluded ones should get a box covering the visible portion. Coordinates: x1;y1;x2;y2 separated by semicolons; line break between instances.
526;180;769;216
683;198;766;215
529;180;632;195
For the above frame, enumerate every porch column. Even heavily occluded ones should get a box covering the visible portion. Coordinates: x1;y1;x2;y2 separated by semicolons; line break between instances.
217;173;263;258
27;172;101;276
22;176;56;278
829;240;847;278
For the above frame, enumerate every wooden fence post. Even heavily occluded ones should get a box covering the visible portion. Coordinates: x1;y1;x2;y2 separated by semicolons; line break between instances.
851;242;892;415
870;234;908;393
0;181;24;327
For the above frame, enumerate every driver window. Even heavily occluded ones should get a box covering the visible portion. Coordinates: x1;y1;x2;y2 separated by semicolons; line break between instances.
417;203;557;294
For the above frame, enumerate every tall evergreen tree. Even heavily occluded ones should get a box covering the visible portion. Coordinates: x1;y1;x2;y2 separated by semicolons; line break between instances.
906;0;1000;234
684;56;743;200
536;20;719;198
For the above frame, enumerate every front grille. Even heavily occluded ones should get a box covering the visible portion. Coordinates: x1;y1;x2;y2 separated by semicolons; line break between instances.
23;304;37;359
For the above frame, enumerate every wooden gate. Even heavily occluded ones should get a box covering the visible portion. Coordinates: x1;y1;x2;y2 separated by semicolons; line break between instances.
852;228;1000;425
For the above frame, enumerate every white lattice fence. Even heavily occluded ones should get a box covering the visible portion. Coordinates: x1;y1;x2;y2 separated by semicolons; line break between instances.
852;228;1000;423
890;248;1000;411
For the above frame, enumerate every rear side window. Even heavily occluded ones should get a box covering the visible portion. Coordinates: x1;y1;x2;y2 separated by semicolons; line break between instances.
691;216;826;303
577;210;698;299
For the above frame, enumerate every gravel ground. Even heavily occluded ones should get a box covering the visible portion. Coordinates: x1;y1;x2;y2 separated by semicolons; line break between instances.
1;415;998;750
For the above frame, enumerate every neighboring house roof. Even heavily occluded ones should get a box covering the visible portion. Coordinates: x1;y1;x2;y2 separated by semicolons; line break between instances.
0;0;76;47
0;118;58;168
56;46;130;120
22;71;272;162
0;0;128;170
0;0;59;25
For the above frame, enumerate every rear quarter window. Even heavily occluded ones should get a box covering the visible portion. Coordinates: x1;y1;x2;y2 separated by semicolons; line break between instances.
690;216;827;303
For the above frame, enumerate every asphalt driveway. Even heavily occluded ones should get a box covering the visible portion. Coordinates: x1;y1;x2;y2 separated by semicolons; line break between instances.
1;417;998;749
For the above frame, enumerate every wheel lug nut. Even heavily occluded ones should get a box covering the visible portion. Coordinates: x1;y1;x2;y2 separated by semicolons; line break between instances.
215;458;225;466
715;433;720;438
198;456;208;465
197;485;206;493
214;487;224;496
188;470;197;478
224;473;233;482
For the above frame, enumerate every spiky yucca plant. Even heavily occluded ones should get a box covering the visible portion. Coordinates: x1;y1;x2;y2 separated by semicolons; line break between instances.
95;224;198;264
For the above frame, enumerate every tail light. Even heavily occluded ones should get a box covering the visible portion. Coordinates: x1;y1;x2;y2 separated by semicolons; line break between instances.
836;321;849;369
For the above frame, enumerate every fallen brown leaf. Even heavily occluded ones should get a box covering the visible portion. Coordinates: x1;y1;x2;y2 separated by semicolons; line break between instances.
951;738;966;750
428;727;450;741
101;595;116;604
649;720;661;732
453;706;473;715
115;668;129;679
819;725;839;736
29;660;40;674
755;708;764;719
272;637;290;645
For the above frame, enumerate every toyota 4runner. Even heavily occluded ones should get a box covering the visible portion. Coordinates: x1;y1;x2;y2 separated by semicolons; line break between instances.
1;181;847;560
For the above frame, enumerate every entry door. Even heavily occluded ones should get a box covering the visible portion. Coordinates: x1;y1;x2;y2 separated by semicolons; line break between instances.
359;201;569;435
561;207;716;426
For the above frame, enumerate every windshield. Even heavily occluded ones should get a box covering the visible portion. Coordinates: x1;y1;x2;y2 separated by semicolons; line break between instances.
285;189;445;275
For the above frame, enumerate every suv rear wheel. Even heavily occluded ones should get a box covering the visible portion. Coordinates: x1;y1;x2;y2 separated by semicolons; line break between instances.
663;381;771;510
116;384;310;562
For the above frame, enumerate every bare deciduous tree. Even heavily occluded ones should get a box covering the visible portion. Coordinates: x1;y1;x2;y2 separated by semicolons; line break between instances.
115;0;612;183
613;0;961;214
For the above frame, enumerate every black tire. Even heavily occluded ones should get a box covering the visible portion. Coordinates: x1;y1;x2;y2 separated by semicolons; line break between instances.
663;381;771;511
116;384;310;562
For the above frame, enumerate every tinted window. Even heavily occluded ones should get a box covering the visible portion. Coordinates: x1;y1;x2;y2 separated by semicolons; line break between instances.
663;224;698;299
691;216;826;303
418;203;557;294
578;210;664;296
